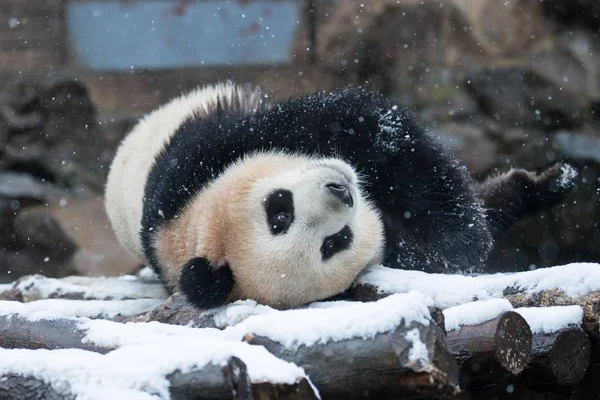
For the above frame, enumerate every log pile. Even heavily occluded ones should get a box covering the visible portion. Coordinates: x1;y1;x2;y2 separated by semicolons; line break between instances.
0;263;599;399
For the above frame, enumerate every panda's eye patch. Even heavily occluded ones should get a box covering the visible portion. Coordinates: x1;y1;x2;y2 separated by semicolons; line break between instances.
321;225;354;260
264;189;294;235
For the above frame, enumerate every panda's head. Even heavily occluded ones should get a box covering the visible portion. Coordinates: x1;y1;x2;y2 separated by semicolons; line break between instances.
226;154;384;309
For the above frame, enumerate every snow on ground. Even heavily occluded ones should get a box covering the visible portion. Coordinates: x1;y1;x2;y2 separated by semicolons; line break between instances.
14;274;168;301
0;298;163;319
516;306;583;334
0;283;11;292
358;263;600;309
222;292;432;349
443;299;513;332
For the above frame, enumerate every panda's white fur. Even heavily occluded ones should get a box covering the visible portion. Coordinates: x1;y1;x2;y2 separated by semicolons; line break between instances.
105;83;385;309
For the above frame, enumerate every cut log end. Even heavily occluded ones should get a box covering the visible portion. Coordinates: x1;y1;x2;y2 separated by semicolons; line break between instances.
523;326;591;388
550;328;591;385
447;311;532;390
494;311;533;375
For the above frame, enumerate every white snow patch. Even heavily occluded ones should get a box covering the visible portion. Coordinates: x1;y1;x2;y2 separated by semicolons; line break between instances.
516;306;583;334
308;300;359;309
137;266;159;281
443;299;513;332
207;299;276;328
80;319;312;390
0;283;11;292
0;298;162;319
558;163;578;189
0;338;309;400
405;328;430;370
223;292;431;349
0;309;313;399
358;263;600;309
15;275;168;301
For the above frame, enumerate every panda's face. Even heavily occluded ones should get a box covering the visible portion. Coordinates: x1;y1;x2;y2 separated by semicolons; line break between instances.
227;157;384;309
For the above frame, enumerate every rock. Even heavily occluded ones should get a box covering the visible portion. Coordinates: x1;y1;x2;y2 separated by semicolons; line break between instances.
317;0;553;105
0;172;70;206
526;50;590;104
541;0;600;29
430;123;499;175
318;0;476;100
8;208;78;281
0;244;77;284
18;196;140;277
464;68;584;131
454;0;553;56
418;87;481;124
557;30;600;103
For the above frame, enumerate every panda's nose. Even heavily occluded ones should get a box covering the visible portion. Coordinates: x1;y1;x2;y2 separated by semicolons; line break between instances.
326;183;353;207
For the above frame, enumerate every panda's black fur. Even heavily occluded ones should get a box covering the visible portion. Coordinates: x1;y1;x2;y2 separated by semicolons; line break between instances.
140;86;575;306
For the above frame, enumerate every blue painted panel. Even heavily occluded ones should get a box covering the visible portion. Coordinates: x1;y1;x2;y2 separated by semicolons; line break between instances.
67;0;300;70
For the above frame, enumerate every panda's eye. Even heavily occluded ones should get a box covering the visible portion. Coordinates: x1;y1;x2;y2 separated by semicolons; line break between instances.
264;189;294;235
277;213;290;222
324;238;335;250
321;226;354;260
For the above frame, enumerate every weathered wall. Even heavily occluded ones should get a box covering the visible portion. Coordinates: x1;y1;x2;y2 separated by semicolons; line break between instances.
0;0;66;71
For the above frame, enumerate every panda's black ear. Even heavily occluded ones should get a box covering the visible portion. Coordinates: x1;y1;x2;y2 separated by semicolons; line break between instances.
476;162;577;235
179;257;234;310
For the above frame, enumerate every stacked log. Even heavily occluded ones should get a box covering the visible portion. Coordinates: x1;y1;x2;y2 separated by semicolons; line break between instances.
0;264;599;398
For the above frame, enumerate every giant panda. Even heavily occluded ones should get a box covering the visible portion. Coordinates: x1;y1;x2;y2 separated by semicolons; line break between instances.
105;82;576;310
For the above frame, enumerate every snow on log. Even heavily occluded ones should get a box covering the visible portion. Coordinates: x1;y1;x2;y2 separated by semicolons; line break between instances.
0;350;316;400
6;274;168;302
223;293;459;399
0;298;163;319
119;293;461;398
517;306;590;387
0;310;318;399
352;263;600;351
353;263;600;308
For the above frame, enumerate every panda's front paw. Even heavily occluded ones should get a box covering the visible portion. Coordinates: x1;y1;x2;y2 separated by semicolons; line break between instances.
179;257;234;309
528;162;578;209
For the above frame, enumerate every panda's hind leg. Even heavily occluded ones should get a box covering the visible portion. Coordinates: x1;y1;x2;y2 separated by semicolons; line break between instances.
476;162;577;235
179;258;234;309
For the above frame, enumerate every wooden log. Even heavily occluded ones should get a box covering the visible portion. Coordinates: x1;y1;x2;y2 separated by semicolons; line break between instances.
0;374;71;400
113;292;216;327
0;289;23;302
446;311;532;390
168;356;316;400
0;314;317;399
521;326;591;388
6;274;167;302
0;356;316;400
0;314;112;353
244;321;459;399
351;265;600;360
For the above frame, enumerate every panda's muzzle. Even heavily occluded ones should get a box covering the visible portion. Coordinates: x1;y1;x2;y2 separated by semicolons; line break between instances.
326;183;354;207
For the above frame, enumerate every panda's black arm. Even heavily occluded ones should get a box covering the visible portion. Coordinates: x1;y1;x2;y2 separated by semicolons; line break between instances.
476;163;577;236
